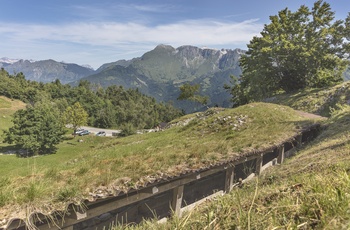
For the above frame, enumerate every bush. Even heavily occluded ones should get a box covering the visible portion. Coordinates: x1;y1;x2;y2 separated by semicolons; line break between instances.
119;123;136;137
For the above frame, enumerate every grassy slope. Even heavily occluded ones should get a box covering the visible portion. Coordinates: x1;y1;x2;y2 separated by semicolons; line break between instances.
274;81;350;117
0;102;319;220
148;114;350;229
111;82;350;230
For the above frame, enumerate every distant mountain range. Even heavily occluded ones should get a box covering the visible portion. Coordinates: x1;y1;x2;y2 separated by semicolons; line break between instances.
78;45;244;112
1;45;244;112
0;58;94;84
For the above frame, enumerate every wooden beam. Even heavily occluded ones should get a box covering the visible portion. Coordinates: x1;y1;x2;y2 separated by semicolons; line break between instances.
255;154;263;175
171;185;184;217
296;134;302;147
276;145;285;164
224;167;234;193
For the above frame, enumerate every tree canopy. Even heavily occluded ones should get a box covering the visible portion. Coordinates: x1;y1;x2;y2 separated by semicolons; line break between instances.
63;102;88;135
177;83;208;107
229;0;350;106
3;103;65;156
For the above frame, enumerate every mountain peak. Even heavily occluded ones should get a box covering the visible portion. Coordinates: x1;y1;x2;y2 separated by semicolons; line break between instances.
155;44;172;48
154;44;175;51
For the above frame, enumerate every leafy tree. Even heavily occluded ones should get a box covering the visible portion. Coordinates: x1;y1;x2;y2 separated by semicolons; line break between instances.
3;103;65;156
63;102;88;136
94;101;116;128
177;83;208;106
230;1;349;106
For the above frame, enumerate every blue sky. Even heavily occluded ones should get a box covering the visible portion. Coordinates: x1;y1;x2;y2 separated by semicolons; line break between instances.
0;0;348;69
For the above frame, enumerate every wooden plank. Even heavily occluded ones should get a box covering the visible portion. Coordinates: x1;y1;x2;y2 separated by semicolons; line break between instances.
255;154;263;175
232;154;260;166
296;134;302;147
171;185;184;217
277;145;285;164
224;167;234;193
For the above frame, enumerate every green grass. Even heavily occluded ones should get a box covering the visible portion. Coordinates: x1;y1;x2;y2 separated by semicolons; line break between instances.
274;81;350;117
110;82;350;229
150;107;350;229
0;102;320;217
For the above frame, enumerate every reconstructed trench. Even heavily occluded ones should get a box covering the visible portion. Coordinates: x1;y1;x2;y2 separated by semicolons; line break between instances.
2;124;321;230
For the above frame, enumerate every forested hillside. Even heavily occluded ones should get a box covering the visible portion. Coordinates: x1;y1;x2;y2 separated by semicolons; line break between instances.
0;68;182;130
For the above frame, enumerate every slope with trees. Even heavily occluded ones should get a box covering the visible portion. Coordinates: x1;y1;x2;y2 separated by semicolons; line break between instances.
0;68;183;155
78;45;243;112
0;69;182;130
227;0;350;106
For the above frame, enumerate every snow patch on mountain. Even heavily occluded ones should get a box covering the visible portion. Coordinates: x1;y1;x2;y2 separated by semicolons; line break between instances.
0;57;20;64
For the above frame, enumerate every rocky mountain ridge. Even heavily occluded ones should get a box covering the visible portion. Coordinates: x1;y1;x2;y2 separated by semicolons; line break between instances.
0;58;94;84
81;45;244;112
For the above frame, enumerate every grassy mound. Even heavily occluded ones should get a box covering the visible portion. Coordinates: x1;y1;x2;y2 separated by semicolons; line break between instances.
0;102;319;220
274;81;350;117
109;84;350;229
133;107;350;229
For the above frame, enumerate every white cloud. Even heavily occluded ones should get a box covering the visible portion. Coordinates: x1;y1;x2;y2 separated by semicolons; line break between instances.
0;19;262;68
127;4;179;13
1;19;262;46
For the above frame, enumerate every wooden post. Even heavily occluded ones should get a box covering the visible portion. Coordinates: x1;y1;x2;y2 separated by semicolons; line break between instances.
224;166;234;193
255;154;263;175
171;185;184;217
296;134;302;147
277;145;285;164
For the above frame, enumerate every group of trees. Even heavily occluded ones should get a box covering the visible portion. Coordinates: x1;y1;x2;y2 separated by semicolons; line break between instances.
227;0;350;106
0;69;183;155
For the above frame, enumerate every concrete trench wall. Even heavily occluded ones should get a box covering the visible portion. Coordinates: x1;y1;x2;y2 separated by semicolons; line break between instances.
6;124;321;230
